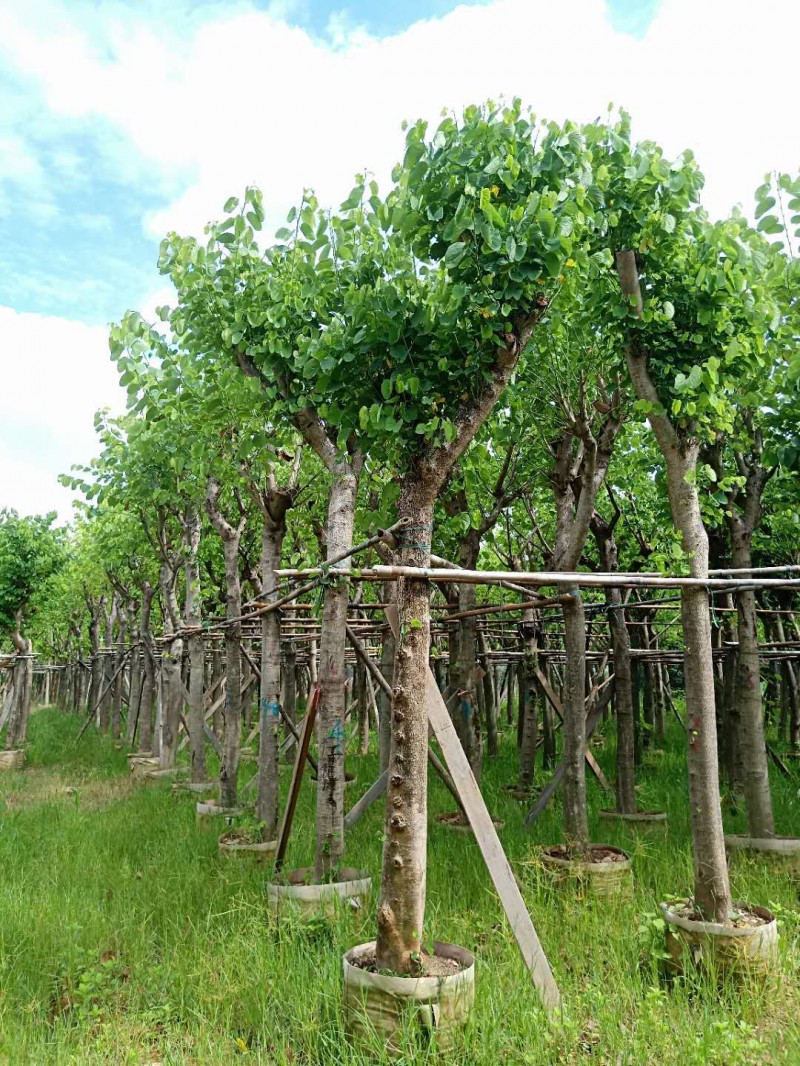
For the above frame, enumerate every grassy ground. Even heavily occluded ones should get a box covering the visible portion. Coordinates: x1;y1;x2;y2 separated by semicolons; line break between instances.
0;707;798;1065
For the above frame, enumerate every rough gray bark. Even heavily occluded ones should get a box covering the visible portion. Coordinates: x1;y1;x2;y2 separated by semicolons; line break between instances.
314;461;360;878
378;586;396;773
254;484;293;843
617;248;732;922
561;591;589;846
376;486;434;973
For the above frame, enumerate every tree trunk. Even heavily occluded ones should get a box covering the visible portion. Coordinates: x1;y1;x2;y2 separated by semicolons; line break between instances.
99;598;116;733
111;615;126;739
731;534;774;838
139;584;155;753
5;626;33;749
518;610;538;790
478;629;497;757
185;510;207;784
376;485;433;974
159;565;183;771
257;509;287;844
88;607;103;726
561;590;589;851
314;463;359;879
220;539;242;808
378;588;396;773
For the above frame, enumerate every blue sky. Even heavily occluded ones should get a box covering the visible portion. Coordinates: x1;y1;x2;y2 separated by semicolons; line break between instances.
0;0;795;518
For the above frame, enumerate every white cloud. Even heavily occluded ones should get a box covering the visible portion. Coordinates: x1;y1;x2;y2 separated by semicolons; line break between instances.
1;0;797;244
0;0;798;520
0;306;124;520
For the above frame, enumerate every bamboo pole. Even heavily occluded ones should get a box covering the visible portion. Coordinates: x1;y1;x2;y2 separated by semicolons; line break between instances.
275;565;800;592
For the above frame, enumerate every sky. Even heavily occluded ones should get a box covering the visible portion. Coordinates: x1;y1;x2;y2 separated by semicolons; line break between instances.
0;0;796;519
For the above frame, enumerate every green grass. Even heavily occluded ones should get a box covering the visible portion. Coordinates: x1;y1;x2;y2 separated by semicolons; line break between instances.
1;707;798;1064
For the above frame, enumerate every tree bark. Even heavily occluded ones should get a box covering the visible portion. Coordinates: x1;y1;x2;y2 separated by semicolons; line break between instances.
518;610;539;790
376;485;433;973
378;587;396;773
314;462;360;879
257;490;292;843
731;534;774;837
561;590;589;849
158;563;183;770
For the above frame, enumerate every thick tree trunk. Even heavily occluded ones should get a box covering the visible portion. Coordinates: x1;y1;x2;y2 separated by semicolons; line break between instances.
376;486;433;974
561;590;589;851
314;464;359;879
257;510;287;844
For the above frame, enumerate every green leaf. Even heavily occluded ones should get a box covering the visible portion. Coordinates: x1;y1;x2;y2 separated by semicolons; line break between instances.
444;242;468;268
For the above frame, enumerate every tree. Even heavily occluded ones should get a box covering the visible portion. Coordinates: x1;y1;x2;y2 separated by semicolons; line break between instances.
602;116;788;919
0;511;64;747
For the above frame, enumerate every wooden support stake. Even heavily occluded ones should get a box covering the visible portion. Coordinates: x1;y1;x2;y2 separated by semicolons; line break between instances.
533;667;613;794
273;684;320;875
525;687;613;827
344;770;389;830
